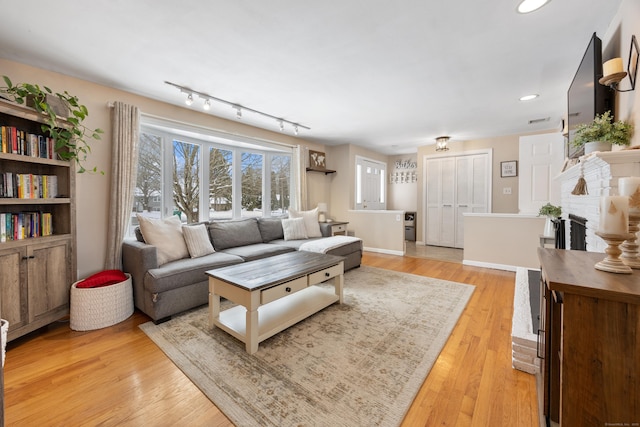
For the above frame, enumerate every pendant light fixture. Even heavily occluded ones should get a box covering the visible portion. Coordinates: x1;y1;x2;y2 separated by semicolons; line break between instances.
435;136;450;152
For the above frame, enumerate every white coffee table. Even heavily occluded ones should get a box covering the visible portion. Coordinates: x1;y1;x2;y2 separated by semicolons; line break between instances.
206;251;344;354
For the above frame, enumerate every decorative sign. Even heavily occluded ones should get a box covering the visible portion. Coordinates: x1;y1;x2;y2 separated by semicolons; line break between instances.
394;159;417;170
501;160;518;177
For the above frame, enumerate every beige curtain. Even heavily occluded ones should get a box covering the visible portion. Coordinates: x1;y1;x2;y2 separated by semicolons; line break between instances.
292;145;308;211
104;102;140;270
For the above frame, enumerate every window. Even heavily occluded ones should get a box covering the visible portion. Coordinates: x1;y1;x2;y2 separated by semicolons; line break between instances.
131;119;293;235
355;156;386;210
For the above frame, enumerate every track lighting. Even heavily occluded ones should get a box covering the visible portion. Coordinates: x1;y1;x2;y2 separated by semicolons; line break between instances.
165;81;310;135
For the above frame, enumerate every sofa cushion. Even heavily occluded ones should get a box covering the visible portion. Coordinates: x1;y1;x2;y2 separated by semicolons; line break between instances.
137;215;190;265
182;223;215;258
257;217;285;242
282;217;308;240
289;207;322;237
145;252;244;294
208;218;263;251
220;243;295;262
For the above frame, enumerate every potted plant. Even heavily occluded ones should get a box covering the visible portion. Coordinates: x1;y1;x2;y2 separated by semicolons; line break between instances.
0;76;103;173
570;110;633;154
538;203;562;237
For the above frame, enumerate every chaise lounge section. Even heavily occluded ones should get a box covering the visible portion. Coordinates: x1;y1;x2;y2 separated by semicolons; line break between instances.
122;217;362;323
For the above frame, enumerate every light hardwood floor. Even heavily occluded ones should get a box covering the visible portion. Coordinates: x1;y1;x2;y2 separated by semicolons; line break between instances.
3;253;538;426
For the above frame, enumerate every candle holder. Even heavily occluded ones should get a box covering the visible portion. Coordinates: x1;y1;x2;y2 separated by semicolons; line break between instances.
595;231;634;274
621;212;640;269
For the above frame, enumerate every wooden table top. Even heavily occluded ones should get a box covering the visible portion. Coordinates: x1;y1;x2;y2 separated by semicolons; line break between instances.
205;251;344;291
538;248;640;305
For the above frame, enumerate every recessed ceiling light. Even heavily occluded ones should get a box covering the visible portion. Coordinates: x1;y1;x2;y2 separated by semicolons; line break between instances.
517;0;551;14
519;94;539;101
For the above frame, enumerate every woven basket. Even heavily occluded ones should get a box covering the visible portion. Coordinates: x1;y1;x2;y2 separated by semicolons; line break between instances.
70;274;134;331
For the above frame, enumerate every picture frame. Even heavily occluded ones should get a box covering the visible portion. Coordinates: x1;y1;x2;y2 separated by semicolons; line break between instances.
628;35;639;90
308;150;326;169
501;160;518;177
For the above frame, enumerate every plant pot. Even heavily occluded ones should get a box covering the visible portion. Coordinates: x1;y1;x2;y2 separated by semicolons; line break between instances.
26;93;70;118
1;319;8;367
543;217;555;237
584;141;612;154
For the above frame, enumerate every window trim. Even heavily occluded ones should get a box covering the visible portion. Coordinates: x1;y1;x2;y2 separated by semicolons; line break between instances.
138;117;294;223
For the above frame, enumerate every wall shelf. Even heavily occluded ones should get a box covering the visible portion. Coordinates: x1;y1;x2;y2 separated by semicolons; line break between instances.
306;167;336;175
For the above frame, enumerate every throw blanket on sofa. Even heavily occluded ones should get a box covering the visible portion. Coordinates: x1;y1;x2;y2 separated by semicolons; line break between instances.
299;235;362;254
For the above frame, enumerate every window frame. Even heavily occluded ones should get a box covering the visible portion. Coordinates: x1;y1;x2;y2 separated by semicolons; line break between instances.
136;118;294;226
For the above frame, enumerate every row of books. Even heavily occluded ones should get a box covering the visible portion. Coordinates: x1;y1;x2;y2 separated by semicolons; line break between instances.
0;173;58;199
0;212;53;242
1;125;56;159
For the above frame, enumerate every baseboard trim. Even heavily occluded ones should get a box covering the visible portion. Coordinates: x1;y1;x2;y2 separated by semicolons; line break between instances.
363;247;405;256
462;260;518;272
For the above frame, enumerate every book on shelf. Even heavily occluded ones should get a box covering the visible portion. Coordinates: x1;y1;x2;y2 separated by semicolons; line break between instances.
0;211;53;241
1;173;58;199
1;125;54;159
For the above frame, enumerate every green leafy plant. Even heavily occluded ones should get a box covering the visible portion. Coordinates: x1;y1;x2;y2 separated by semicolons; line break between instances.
571;110;633;148
0;76;103;173
538;203;562;218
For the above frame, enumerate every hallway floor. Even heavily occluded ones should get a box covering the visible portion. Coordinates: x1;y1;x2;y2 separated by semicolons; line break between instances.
404;241;464;263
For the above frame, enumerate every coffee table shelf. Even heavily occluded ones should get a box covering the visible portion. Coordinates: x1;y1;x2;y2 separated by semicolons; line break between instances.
215;286;339;344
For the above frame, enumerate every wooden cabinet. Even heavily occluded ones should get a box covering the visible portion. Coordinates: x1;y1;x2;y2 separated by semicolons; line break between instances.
538;248;640;426
0;99;76;342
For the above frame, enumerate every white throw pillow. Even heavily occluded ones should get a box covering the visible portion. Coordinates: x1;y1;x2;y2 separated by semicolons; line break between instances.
182;223;215;258
282;217;308;241
289;207;322;238
137;215;190;265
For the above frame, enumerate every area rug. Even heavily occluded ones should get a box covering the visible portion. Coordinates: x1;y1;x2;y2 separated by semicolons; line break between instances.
140;266;475;427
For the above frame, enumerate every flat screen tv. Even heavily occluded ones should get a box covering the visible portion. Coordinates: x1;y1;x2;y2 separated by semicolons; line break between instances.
567;32;614;159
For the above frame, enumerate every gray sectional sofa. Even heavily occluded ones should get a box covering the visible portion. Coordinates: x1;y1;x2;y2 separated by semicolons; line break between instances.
122;217;362;323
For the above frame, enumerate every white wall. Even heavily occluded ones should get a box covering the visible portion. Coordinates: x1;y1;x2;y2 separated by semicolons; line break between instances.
463;214;546;270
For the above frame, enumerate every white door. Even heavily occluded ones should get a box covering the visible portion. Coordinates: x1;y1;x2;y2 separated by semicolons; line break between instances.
425;152;491;248
356;157;385;210
455;154;489;248
518;133;565;214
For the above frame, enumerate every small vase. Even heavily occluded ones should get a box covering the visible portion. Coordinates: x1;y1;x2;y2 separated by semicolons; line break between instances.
584;141;612;154
543;217;555;237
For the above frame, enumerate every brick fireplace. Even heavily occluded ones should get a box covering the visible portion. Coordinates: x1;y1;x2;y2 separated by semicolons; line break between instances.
558;150;640;252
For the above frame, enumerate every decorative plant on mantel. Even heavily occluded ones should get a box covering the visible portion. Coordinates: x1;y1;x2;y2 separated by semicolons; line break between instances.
570;110;633;148
538;203;562;238
538;203;562;218
0;76;104;173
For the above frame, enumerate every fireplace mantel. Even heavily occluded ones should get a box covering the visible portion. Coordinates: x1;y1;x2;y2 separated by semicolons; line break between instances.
556;150;640;252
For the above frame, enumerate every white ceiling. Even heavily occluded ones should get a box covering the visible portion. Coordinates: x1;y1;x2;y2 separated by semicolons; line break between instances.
0;0;623;154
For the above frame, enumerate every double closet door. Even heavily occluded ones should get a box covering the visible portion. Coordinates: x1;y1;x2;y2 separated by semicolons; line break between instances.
425;152;490;248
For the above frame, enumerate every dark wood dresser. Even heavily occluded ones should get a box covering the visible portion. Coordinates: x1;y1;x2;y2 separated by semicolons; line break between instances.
538;248;640;426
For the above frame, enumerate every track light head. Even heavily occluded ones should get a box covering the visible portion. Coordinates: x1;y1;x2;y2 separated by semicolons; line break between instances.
294;125;299;135
185;93;194;106
203;99;211;110
279;120;284;132
235;106;242;120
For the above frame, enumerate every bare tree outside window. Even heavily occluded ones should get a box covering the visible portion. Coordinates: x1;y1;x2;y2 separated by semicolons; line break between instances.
209;147;233;219
271;154;290;215
241;152;263;215
173;140;200;223
134;132;162;221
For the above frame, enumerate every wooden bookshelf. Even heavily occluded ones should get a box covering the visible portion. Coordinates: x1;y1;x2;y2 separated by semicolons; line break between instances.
0;98;76;342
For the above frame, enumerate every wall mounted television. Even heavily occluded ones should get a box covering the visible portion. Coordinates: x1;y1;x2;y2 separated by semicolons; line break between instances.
566;32;614;159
